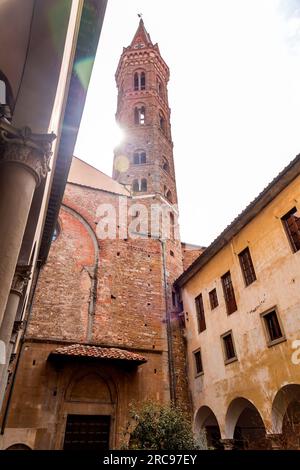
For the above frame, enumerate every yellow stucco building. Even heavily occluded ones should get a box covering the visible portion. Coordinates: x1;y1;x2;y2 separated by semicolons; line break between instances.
175;154;300;450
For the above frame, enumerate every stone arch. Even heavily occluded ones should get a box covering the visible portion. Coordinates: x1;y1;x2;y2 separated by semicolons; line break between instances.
194;405;223;449
271;384;300;436
65;371;118;405
6;443;32;450
225;397;268;449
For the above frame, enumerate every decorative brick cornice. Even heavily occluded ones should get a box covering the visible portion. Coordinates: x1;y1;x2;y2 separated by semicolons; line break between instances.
0;119;56;185
11;265;32;297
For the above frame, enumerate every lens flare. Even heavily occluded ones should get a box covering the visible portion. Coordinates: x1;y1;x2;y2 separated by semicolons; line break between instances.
114;155;129;173
74;57;95;90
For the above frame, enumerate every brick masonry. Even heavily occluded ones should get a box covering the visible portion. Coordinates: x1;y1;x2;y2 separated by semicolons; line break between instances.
2;20;198;449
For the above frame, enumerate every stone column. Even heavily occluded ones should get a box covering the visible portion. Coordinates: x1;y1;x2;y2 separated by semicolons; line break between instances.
220;438;235;450
266;433;283;450
0;265;31;409
0;120;55;327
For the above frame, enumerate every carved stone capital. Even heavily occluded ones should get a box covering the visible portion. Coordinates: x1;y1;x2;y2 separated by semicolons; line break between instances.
11;265;32;297
220;438;235;450
266;433;283;450
0;119;56;186
12;320;24;335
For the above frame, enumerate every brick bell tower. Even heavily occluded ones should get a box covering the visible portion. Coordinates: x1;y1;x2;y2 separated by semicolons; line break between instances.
112;19;191;410
113;18;177;206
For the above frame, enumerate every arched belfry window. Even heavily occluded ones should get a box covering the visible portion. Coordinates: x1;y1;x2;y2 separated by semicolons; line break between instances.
140;72;146;90
134;71;146;91
132;180;139;192
141;178;147;192
157;78;163;97
132;178;148;193
162;157;170;173
134;73;139;91
134;106;145;125
170;212;175;240
166;190;172;203
159;112;166;134
133;150;146;165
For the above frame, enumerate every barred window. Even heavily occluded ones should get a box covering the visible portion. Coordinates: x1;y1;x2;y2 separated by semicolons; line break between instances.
282;207;300;253
209;288;218;309
238;247;256;286
221;271;237;314
195;294;206;332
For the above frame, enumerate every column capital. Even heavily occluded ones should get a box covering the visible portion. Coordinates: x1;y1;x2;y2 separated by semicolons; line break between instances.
11;265;32;297
265;433;283;450
0;118;56;186
220;438;235;450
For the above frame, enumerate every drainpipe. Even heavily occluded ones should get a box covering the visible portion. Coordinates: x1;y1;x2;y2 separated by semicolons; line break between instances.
160;239;176;404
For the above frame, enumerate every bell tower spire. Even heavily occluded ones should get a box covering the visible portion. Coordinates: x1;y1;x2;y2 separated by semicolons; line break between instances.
113;19;177;206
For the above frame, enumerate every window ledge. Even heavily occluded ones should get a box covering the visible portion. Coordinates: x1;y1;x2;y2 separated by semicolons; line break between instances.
224;356;238;365
244;279;258;288
195;371;204;378
227;309;238;316
198;329;207;335
267;336;286;348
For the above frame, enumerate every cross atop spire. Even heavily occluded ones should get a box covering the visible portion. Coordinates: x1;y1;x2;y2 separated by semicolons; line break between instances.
130;15;153;48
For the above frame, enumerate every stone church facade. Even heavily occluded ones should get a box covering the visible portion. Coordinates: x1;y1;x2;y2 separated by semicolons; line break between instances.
0;20;202;450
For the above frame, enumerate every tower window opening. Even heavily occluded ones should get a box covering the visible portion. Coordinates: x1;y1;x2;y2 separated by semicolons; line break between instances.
170;212;175;240
133;150;146;165
166;190;172;203
162;157;170;173
159;113;166;132
141;72;146;90
141;178;147;192
134;73;139;91
132;179;139;192
132;179;148;193
134;106;145;125
134;71;146;91
157;78;163;97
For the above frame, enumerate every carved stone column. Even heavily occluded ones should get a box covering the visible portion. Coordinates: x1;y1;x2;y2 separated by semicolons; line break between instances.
266;433;284;450
220;438;235;450
0;265;31;409
0;119;55;327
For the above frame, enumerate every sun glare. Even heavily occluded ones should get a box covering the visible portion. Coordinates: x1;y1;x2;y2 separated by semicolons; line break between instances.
113;122;125;148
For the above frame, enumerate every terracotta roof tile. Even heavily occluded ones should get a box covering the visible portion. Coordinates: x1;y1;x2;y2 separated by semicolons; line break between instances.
49;344;147;364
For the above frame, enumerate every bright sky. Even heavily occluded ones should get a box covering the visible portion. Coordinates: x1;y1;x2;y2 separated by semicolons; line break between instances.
75;0;300;247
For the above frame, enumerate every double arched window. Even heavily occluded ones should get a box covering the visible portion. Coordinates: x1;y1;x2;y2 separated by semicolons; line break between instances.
134;105;145;125
132;179;147;192
134;71;146;91
133;150;146;165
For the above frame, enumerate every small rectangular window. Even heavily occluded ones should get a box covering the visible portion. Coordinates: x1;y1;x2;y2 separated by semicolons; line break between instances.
261;309;285;345
209;288;218;310
194;349;203;375
195;294;206;332
221;271;237;314
282;207;300;253
238;247;256;286
221;331;237;363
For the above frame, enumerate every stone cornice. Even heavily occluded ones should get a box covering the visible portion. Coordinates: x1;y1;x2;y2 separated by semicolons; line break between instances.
0;118;56;185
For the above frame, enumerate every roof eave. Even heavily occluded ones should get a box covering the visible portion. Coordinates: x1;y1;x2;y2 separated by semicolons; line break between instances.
175;153;300;289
